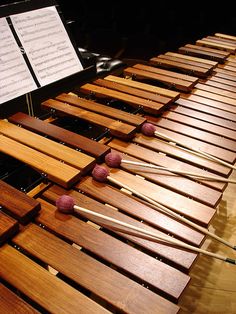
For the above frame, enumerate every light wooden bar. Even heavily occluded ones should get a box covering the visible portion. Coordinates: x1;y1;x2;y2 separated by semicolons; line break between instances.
0;245;109;314
214;68;236;82
13;223;181;312
92;78;173;104
56;92;146;127
104;74;180;99
42;187;196;275
79;82;166;114
206;75;236;88
41;99;137;140
196;82;236;98
149;54;214;77
172;100;236;131
0;180;41;224
165;52;218;67
108;139;225;193
178;44;229;63
162;110;236;142
0;120;95;174
198;79;236;94
123;64;198;92
0;212;19;245
8;112;110;162
133;133;231;177
191;89;236;107
206;36;236;47
77;176;205;246
196;39;236;53
146;119;236;157
100;165;216;226
181;93;236;117
0;134;81;188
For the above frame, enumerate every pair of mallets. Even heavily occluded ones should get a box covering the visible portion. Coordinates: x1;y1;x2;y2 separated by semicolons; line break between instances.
56;123;236;264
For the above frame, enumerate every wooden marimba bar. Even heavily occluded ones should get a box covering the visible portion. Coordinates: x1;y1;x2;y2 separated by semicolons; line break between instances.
1;32;236;313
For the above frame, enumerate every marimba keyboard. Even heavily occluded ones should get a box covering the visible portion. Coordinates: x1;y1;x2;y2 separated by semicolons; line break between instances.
1;32;236;313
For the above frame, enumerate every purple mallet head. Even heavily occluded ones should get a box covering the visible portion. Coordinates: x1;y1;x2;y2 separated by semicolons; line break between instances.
92;164;109;182
141;123;156;137
56;195;75;214
105;152;122;168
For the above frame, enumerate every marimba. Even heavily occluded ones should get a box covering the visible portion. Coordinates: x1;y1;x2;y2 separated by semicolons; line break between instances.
1;32;236;314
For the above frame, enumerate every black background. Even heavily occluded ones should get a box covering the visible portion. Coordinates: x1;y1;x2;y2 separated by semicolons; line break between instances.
1;0;236;60
56;1;236;60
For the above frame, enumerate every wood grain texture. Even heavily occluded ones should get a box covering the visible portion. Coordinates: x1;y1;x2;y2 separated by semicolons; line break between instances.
0;120;95;174
192;88;236;107
208;75;236;88
8;112;110;161
203;77;236;92
124;65;197;92
218;63;236;74
173;100;236;130
77;176;205;246
206;36;236;47
0;211;18;245
92;78;173;104
151;118;236;153
184;44;230;56
214;67;236;81
0;134;81;188
42;186;197;273
149;56;212;77
131;65;199;83
0;283;39;314
133;133;231;177
162;110;236;141
165;52;218;67
108;138;225;192
0;180;40;224
215;33;236;41
178;44;228;63
181;92;236;116
13;223;182;310
56;92;146;127
41;99;137;139
98;166;216;226
79;83;165;114
196;39;236;53
0;245;109;314
142;122;236;164
104;75;180;99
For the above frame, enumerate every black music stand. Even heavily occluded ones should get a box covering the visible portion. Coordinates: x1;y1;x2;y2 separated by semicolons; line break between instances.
0;0;96;118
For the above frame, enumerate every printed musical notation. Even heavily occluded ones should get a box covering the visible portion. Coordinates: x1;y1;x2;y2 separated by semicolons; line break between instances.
0;6;84;104
11;6;83;86
0;18;37;104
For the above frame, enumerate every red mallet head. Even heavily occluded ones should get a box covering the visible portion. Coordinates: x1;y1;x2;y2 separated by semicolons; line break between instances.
105;152;122;168
92;164;109;182
141;123;156;137
56;195;75;214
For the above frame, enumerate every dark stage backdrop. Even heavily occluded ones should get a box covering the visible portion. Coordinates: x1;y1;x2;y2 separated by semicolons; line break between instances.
1;0;236;60
56;1;236;60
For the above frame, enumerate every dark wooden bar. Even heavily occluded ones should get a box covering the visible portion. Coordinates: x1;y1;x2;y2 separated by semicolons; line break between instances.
8;112;110;162
0;180;40;224
1;3;236;311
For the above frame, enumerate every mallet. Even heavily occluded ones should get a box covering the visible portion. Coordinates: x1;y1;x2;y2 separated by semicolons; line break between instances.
105;152;236;184
92;164;236;251
141;122;236;171
56;194;236;264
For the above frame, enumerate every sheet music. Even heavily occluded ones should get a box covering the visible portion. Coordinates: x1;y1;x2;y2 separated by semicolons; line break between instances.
0;17;37;104
11;6;84;86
